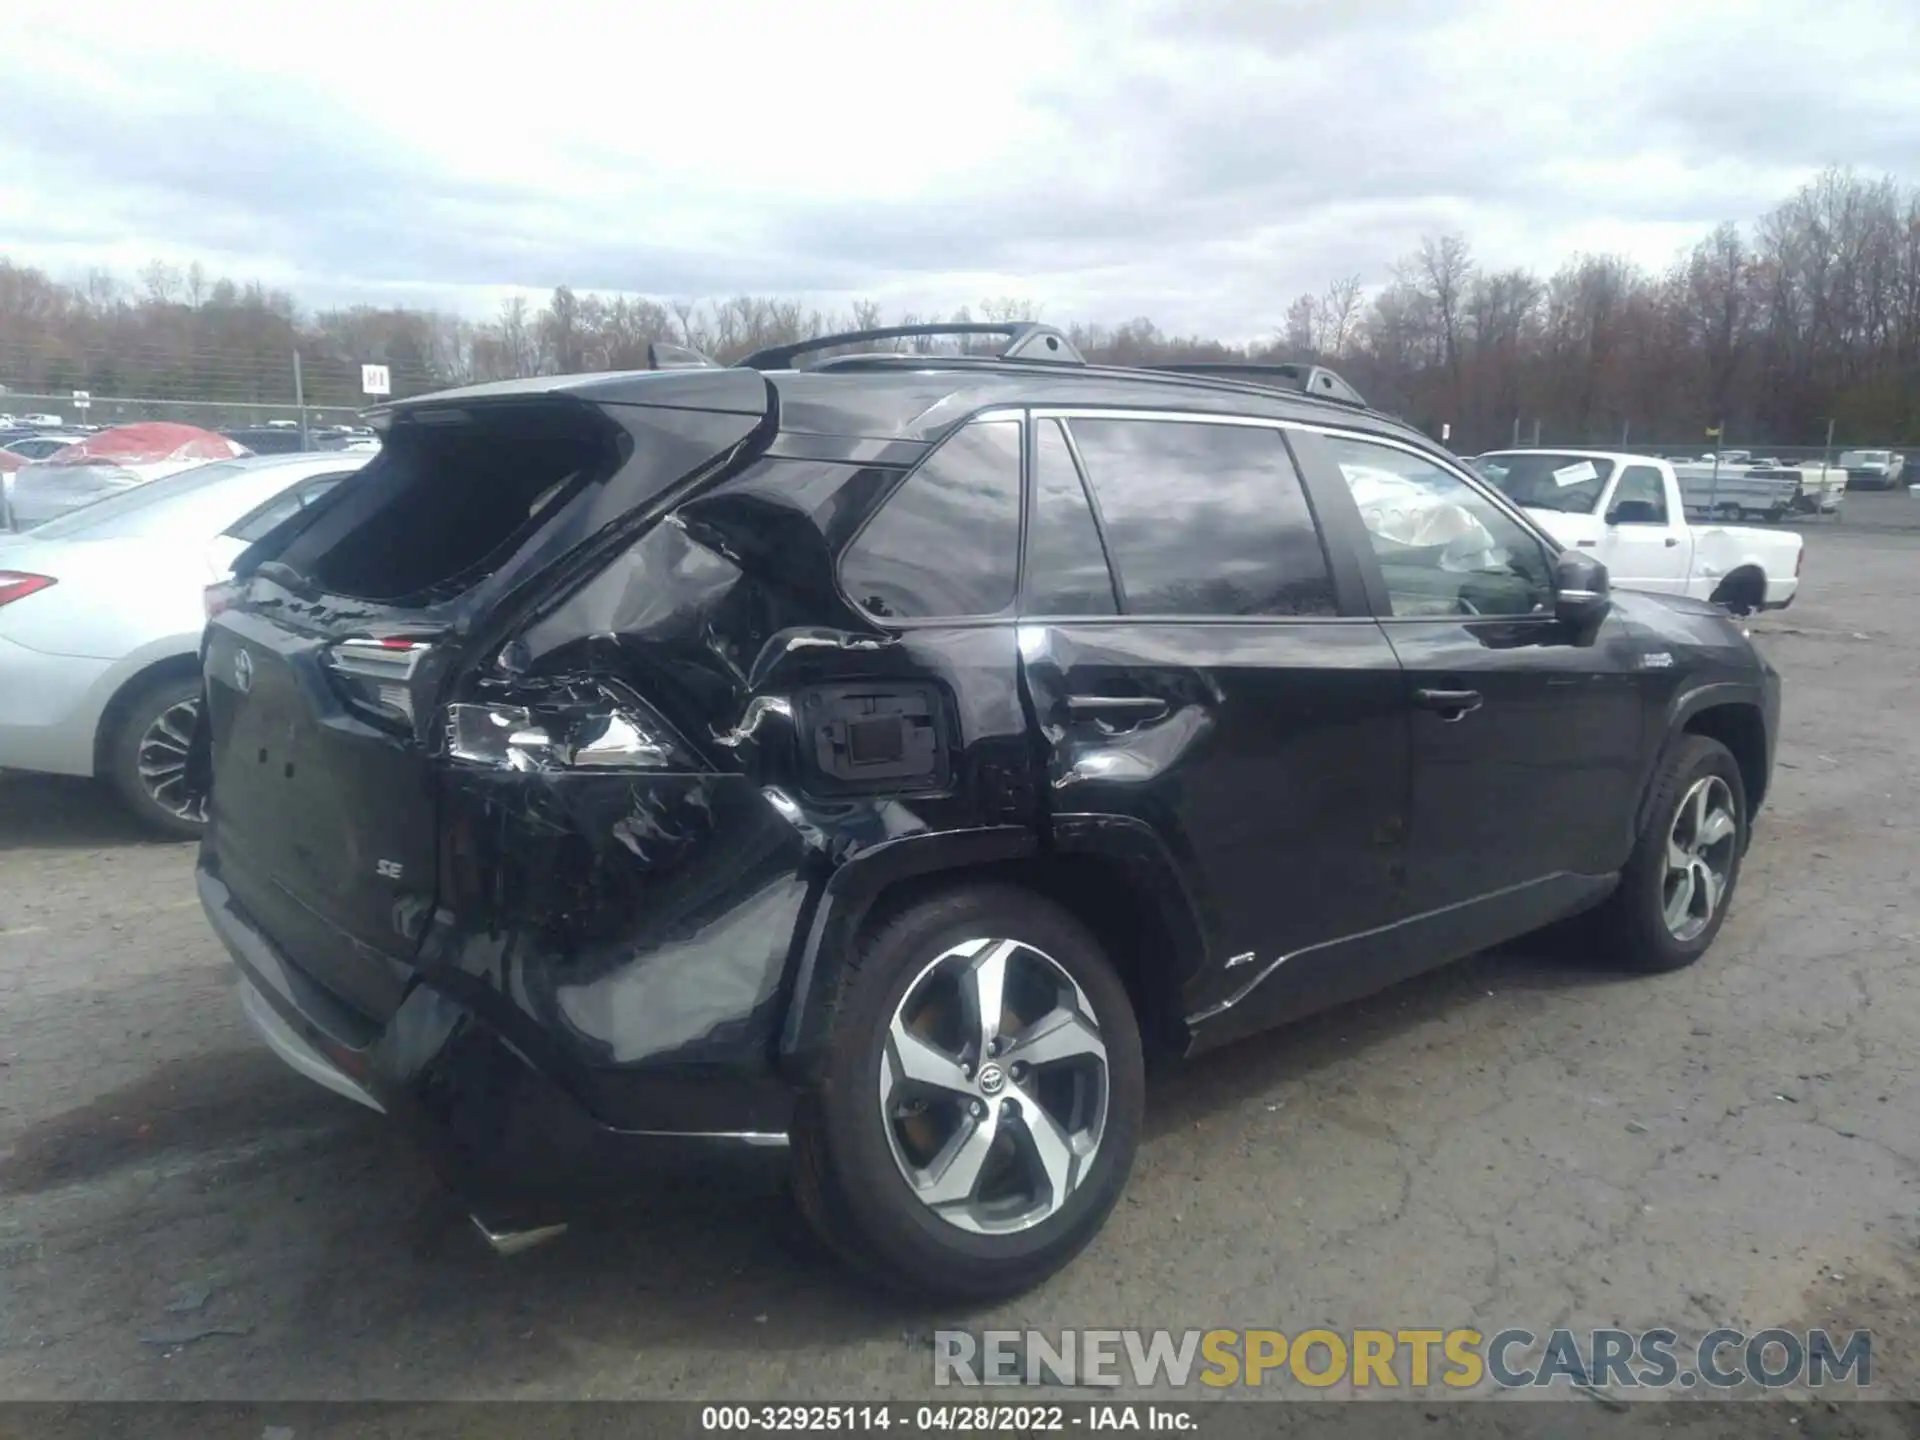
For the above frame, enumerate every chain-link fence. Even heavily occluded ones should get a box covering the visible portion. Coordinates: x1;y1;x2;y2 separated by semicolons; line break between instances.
0;390;373;432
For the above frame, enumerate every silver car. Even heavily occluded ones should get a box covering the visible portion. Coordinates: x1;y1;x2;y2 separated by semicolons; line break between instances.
0;452;370;834
2;432;90;461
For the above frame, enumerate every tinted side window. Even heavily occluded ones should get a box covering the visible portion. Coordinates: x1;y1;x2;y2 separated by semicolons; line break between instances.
840;420;1022;619
1610;465;1668;523
1324;437;1554;619
1065;419;1334;617
1024;419;1118;615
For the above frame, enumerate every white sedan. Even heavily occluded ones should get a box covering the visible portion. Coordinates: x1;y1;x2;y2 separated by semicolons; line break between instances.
0;452;370;835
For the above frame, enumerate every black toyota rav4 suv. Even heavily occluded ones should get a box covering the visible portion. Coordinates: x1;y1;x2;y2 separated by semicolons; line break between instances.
191;324;1779;1299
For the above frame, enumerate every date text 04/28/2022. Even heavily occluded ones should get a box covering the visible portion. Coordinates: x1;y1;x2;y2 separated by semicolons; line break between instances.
700;1405;1192;1432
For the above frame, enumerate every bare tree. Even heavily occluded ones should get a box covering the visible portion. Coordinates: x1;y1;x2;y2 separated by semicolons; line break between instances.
9;165;1920;448
1316;274;1363;357
1414;235;1473;398
1282;294;1317;355
141;259;182;305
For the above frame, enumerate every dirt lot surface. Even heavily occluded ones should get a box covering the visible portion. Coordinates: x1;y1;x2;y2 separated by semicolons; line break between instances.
1;495;1916;1419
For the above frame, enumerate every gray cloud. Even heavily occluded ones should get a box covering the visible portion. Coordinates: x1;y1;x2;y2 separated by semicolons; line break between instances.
1;0;1916;337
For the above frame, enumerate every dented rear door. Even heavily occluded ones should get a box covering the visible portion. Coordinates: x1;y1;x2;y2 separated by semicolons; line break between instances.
1016;413;1412;1023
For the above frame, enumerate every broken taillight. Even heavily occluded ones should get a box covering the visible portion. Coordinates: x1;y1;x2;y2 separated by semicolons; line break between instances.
445;681;690;772
203;579;241;620
325;637;434;727
0;571;55;609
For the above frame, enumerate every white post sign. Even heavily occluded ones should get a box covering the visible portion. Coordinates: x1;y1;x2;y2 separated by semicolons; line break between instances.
360;364;392;397
72;389;91;412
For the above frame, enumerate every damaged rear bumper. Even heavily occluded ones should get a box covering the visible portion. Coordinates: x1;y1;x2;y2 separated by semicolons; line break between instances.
199;866;790;1230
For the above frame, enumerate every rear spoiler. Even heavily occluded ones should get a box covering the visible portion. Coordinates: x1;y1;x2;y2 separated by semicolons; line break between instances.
363;364;772;430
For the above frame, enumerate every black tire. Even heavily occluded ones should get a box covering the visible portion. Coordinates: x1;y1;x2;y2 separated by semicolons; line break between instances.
791;882;1145;1301
1709;570;1766;617
1587;735;1747;973
106;672;205;840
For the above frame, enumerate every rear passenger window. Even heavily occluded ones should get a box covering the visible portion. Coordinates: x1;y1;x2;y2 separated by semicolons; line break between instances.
1024;419;1118;615
841;419;1022;619
1065;419;1334;617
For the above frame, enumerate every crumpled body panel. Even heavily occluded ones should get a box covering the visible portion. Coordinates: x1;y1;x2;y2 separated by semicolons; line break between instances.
407;456;1035;1135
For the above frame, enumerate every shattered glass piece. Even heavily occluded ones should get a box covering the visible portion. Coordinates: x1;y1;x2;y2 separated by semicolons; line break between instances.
565;709;676;769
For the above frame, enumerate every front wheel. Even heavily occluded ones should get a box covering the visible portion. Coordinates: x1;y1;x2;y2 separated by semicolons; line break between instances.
106;673;206;839
1588;734;1747;973
792;883;1145;1300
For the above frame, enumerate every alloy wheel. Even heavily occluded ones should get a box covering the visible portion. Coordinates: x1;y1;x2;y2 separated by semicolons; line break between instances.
878;936;1109;1235
1663;775;1738;942
136;696;205;824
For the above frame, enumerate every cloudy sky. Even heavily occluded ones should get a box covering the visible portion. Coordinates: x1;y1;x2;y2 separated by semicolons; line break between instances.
2;0;1916;339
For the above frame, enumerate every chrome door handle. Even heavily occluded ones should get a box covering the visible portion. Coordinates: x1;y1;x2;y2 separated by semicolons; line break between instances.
1414;688;1483;721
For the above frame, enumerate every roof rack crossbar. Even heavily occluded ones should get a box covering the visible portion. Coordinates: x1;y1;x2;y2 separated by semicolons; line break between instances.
740;323;1085;371
1149;362;1368;409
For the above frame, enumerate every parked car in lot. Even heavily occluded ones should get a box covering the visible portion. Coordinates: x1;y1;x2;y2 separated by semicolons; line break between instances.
0;450;24;530
3;431;91;461
1837;449;1906;490
0;452;368;833
312;431;381;453
220;425;311;455
1471;450;1802;613
191;328;1780;1299
6;422;251;530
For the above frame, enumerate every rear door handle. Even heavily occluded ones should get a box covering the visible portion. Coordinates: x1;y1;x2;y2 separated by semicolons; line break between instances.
1664;537;1680;547
1413;688;1483;720
1576;539;1597;547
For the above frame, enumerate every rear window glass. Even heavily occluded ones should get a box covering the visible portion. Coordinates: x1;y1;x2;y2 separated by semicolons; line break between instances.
1065;418;1334;617
840;419;1022;619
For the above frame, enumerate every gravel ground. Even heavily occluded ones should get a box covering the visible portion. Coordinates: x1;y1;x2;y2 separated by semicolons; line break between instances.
0;494;1915;1414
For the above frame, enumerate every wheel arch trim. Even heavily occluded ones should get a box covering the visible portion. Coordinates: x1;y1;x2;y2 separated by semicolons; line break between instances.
1636;682;1771;837
777;826;1038;1068
776;814;1213;1070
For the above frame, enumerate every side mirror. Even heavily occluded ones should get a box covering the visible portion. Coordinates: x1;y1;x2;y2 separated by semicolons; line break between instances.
1555;549;1611;631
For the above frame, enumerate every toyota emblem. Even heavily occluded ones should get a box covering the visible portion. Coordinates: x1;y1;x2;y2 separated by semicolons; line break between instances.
232;647;254;694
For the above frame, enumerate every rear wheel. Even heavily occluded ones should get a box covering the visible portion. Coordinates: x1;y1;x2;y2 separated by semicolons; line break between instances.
1710;569;1766;616
107;673;205;839
1587;734;1746;973
792;883;1144;1300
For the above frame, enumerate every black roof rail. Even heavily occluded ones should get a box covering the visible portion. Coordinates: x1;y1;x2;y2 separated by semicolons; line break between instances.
1149;361;1368;408
740;322;1085;371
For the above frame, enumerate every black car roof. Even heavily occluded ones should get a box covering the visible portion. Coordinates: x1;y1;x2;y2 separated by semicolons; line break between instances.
377;349;1432;455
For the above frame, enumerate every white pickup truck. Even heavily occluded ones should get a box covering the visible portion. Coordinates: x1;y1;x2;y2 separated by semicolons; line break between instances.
1470;449;1803;613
